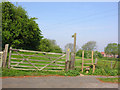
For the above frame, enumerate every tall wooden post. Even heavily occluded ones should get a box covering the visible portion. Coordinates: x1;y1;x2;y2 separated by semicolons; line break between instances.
65;48;70;71
72;33;76;70
82;51;84;72
2;44;9;68
73;33;76;54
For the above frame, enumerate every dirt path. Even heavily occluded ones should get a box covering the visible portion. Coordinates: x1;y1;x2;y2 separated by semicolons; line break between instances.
2;76;118;88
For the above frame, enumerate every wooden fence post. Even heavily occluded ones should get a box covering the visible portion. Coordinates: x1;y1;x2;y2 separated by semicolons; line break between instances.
93;64;95;73
8;47;12;69
82;51;84;72
95;58;98;65
92;51;93;65
2;44;9;68
65;48;70;72
92;51;95;73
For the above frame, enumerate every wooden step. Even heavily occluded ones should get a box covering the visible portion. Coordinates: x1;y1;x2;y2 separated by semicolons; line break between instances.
83;66;90;68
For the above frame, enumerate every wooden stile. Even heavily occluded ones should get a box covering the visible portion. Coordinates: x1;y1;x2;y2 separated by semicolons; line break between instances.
81;50;95;73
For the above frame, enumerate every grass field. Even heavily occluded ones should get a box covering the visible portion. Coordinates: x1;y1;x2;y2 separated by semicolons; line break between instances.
98;77;120;83
1;50;119;77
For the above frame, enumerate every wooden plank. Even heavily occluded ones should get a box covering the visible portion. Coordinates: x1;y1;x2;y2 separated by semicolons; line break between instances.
11;58;51;62
11;65;34;68
11;65;64;69
42;70;62;72
45;67;64;69
3;44;9;68
8;47;12;69
39;54;65;71
83;59;92;60
11;61;65;66
11;68;63;72
83;66;90;68
76;59;82;60
11;49;63;55
11;54;58;59
11;68;36;70
56;61;65;63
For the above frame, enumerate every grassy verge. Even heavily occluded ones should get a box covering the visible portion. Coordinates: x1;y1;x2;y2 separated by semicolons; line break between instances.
97;78;120;83
2;68;80;77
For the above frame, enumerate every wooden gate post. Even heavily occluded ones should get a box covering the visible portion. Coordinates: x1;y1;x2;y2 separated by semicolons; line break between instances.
65;48;70;71
2;44;9;68
8;47;12;69
69;52;75;70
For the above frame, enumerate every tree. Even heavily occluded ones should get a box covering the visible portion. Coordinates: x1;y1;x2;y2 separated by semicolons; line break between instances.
94;51;103;58
82;41;96;51
65;43;74;52
2;2;43;50
76;49;103;58
64;43;79;52
104;43;118;58
38;38;62;53
0;3;2;51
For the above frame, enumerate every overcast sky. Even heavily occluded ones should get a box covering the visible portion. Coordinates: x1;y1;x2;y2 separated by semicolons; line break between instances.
12;2;118;52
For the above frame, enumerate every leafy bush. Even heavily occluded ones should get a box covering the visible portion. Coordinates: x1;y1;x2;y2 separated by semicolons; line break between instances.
65;70;80;76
